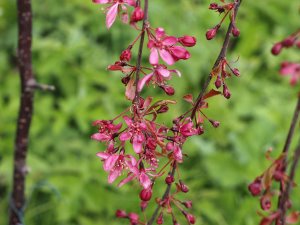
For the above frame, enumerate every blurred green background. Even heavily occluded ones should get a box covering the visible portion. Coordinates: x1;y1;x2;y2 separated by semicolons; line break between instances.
0;0;300;224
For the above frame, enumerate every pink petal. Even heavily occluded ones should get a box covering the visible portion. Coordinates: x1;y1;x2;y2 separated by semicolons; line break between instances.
173;145;183;163
118;173;135;187
91;133;110;141
155;27;165;39
139;172;151;189
106;3;119;29
123;116;133;126
124;0;136;6
93;0;110;4
119;131;132;141
157;68;170;77
159;49;175;65
149;48;159;65
125;77;135;100
133;136;143;154
162;36;178;46
170;69;181;77
108;169;121;183
103;154;119;171
96;152;110;159
138;73;154;92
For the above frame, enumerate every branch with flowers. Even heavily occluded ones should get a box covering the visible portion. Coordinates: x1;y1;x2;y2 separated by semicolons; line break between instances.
91;0;242;224
248;30;300;225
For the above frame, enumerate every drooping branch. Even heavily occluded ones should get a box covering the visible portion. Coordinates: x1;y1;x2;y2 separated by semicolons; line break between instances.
191;0;242;119
276;95;300;225
148;1;242;224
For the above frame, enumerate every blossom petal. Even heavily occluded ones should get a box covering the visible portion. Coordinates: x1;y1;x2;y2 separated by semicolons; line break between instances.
162;36;178;46
108;169;121;183
124;0;136;6
91;133;111;141
119;131;132;141
93;0;110;4
149;48;159;65
157;68;170;77
118;173;135;187
139;172;151;189
104;154;119;171
106;3;119;29
159;49;175;65
96;152;110;160
138;73;154;92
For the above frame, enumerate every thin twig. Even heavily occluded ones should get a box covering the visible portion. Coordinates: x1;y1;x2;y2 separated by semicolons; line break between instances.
191;0;242;119
133;0;149;113
276;95;300;225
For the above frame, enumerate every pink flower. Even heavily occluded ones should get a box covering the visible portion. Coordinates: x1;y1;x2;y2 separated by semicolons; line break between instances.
166;142;183;163
96;151;137;183
137;64;181;92
280;62;300;85
118;165;152;189
147;28;191;65
93;0;135;29
91;120;122;142
119;116;147;154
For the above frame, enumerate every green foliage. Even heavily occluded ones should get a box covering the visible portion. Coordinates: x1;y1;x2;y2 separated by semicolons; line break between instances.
0;0;299;224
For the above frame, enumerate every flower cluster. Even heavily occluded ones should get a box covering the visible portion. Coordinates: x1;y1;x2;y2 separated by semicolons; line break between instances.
91;0;241;224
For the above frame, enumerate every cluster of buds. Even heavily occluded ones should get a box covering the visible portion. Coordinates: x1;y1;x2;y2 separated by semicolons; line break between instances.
206;0;240;40
248;150;299;225
271;30;300;56
92;0;241;224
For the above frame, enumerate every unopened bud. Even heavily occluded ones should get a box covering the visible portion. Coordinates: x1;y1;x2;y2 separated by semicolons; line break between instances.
157;212;164;224
120;48;132;61
139;188;152;201
161;85;175;96
178;36;197;47
271;42;282;55
165;174;175;184
260;195;271;211
223;85;231;99
209;119;220;128
182;211;196;224
215;76;222;88
206;26;219;40
282;37;295;47
116;209;127;218
179;180;189;193
248;178;262;196
182;200;193;208
130;6;144;23
121;76;131;85
232;26;240;37
232;68;240;76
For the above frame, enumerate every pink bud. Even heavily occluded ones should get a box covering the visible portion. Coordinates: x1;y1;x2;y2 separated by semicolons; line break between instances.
157;212;164;224
140;201;148;212
183;212;196;224
157;105;169;113
282;37;295;47
182;200;193;208
206;26;219;40
165;175;175;184
131;6;144;23
178;36;197;47
128;213;139;224
116;209;127;218
179;180;189;193
260;195;271;211
215;76;222;88
161;85;175;96
223;85;231;99
232;68;240;76
139;188;152;201
248;178;262;196
209;3;219;10
120;48;132;61
232;26;240;37
271;42;282;55
209;119;220;128
121;76;130;85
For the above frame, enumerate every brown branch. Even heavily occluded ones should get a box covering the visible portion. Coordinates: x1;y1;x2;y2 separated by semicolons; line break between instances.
9;0;34;224
191;0;242;119
276;95;300;225
133;0;149;112
147;163;176;225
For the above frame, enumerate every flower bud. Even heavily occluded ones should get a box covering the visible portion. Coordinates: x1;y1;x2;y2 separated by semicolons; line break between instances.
248;178;262;196
165;174;175;184
223;85;231;99
232;26;240;37
128;213;139;225
282;37;295;47
182;200;193;208
120;48;132;61
178;36;197;47
232;68;240;76
160;85;175;96
209;119;220;128
131;6;144;23
116;209;127;218
182;211;196;224
139;188;152;201
179;180;189;193
206;26;219;40
260;195;271;211
271;42;282;55
157;212;164;224
215;76;222;88
140;201;148;212
121;76;131;85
